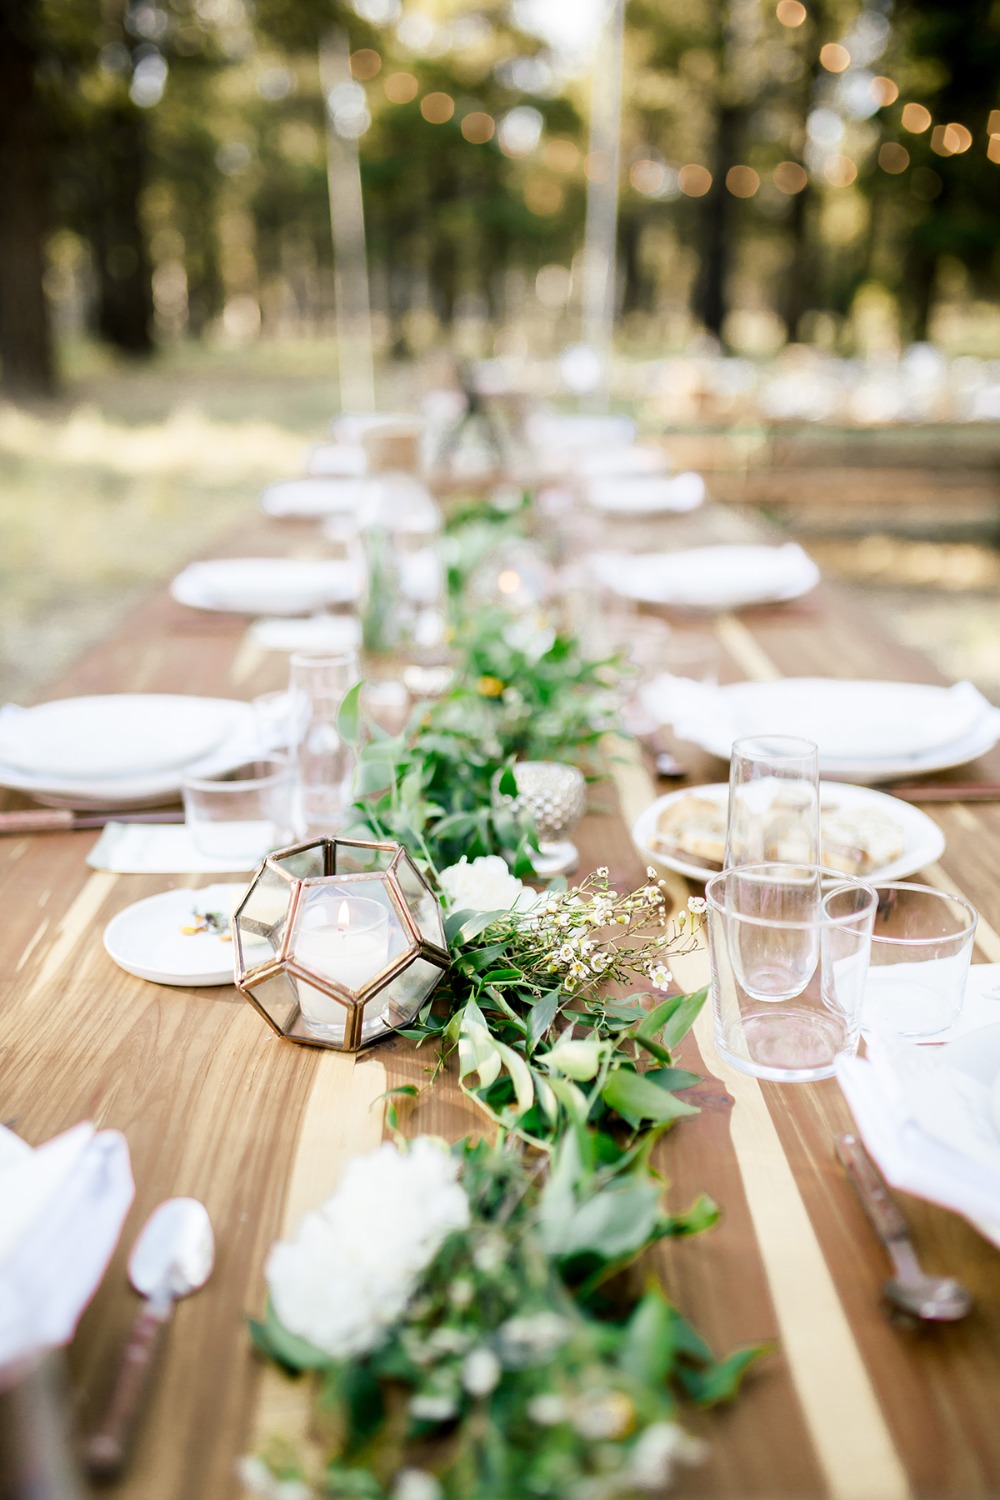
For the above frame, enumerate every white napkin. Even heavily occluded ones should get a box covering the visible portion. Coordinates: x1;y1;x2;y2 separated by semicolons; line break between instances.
639;674;735;748
87;823;260;874
583;472;705;515
836;1030;1000;1239
862;962;1000;1045
0;1123;133;1368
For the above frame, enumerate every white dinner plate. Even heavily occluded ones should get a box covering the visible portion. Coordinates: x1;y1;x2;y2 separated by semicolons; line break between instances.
103;883;245;986
583;472;705;516
0;695;239;781
248;614;362;654
641;676;1000;781
260;477;373;518
171;557;363;614
632;781;946;885
591;543;819;609
0;697;256;810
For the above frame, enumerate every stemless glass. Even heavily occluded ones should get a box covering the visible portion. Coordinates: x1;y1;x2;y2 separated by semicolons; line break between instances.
288;650;361;837
724;734;820;870
706;863;877;1082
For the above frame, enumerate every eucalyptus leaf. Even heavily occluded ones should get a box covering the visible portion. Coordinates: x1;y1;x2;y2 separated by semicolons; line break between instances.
601;1068;701;1128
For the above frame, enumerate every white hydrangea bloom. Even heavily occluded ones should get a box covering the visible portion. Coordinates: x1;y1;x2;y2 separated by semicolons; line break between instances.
266;1138;470;1360
438;855;534;913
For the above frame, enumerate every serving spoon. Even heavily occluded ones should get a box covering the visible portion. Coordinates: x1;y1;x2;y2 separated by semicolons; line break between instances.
85;1197;215;1480
836;1134;973;1324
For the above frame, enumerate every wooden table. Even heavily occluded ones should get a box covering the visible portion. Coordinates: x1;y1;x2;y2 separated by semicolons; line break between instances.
2;497;1000;1500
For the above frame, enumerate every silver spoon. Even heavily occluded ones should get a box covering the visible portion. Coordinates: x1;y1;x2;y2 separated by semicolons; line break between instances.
85;1197;215;1480
836;1135;972;1323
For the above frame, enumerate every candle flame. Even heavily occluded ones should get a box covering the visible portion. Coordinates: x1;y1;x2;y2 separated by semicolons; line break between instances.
337;901;350;933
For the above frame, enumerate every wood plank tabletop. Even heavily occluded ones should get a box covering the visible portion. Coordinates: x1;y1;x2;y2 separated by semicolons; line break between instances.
2;493;999;1500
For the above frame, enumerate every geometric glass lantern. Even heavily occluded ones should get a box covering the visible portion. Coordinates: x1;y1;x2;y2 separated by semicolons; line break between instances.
232;837;450;1052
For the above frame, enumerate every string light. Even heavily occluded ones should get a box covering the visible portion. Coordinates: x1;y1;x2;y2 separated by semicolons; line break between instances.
878;142;909;173
773;160;808;193
901;102;932;133
824;155;857;187
819;42;851;73
420;92;454;124
383;71;417;104
870;76;899;107
460;111;494;144
726;165;760;197
678;163;712;196
349;49;381;80
775;1;807;26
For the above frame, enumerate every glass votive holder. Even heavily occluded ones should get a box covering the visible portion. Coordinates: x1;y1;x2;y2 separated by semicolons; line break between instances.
493;761;586;876
706;863;877;1083
291;893;391;1044
182;755;296;865
863;882;978;1038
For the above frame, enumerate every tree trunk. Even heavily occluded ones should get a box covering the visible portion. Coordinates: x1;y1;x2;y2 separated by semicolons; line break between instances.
694;103;741;339
91;104;155;356
0;0;56;396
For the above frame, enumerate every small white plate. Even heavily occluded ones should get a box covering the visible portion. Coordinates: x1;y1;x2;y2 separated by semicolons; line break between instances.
632;781;945;885
171;558;363;615
103;884;246;986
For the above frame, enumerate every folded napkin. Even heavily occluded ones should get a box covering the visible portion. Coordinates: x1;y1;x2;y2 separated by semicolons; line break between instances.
640;675;1000;765
836;1028;1000;1242
0;1123;133;1368
583;472;705;515
862;962;1000;1046
87;823;260;874
592;542;814;608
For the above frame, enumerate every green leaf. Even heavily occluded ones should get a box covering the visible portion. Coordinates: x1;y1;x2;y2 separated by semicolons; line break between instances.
444;908;504;945
662;1192;720;1238
542;1173;664;1264
497;765;518;796
336;681;364;747
618;1282;680;1387
661;988;708;1051
601;1068;701;1128
539;1036;607;1082
248;1300;331;1372
679;1344;771;1405
527;988;560;1052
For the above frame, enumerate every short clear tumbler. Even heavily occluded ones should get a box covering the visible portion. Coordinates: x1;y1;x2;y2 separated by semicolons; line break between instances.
706;863;877;1082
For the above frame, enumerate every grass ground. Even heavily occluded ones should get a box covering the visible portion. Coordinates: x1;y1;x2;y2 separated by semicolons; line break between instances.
1;337;998;705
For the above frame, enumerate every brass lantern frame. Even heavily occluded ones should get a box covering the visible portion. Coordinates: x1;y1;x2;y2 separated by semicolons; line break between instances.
232;836;451;1052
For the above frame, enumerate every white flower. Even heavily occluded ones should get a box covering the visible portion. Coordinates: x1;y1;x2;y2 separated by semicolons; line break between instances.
628;1422;706;1490
392;1469;443;1500
528;1393;569;1426
687;896;707;914
438;855;533;913
462;1346;502;1396
236;1459;311;1500
648;964;673;990
409;1391;459;1423
498;1312;570;1365
266;1138;469;1361
597;866;609;878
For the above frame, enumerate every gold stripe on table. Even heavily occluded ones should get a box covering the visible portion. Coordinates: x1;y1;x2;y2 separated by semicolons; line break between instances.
25;870;119;998
249;1052;388;1455
715;612;783;682
690;983;911;1500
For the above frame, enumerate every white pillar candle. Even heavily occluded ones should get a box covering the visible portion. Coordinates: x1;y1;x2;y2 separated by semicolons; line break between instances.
294;897;390;1041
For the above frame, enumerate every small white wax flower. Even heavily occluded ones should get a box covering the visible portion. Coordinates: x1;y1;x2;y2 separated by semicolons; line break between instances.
527;1393;569;1426
409;1392;459;1423
462;1346;502;1396
266;1138;469;1361
392;1468;444;1500
438;855;533;913
648;964;673;990
628;1422;707;1490
687;896;707;914
597;866;609;878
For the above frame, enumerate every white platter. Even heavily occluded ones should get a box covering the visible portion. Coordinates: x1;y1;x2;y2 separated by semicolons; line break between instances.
0;697;256;810
632;781;946;885
103;883;245;986
171;557;363;615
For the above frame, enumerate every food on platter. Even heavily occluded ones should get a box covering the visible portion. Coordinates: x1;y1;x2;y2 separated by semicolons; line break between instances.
649;792;906;876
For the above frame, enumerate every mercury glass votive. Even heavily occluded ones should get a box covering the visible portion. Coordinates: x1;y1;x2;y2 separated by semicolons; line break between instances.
494;761;586;876
232;837;450;1051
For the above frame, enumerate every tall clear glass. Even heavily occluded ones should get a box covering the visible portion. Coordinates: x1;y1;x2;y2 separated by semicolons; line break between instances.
724;734;820;870
707;863;877;1082
288;650;360;837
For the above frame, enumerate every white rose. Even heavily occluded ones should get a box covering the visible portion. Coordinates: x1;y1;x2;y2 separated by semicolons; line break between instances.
438;855;534;913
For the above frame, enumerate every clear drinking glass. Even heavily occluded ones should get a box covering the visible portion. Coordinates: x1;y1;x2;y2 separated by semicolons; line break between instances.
863;882;978;1038
182;755;297;863
288;650;361;837
724;734;820;870
706;863;877;1082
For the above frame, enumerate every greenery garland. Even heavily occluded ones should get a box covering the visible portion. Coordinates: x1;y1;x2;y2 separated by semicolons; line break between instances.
245;511;768;1500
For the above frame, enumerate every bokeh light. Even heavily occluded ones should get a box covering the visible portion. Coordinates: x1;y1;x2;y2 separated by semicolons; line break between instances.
726;165;760;198
678;163;712;196
460;111;495;144
384;71;418;104
819;43;851;73
498;106;543;158
350;49;381;80
420;92;455;125
543;139;580;172
824;154;857;186
901;102;932;133
773;160;808;193
776;1;807;26
878;142;909;173
524;178;564;215
870;76;898;107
